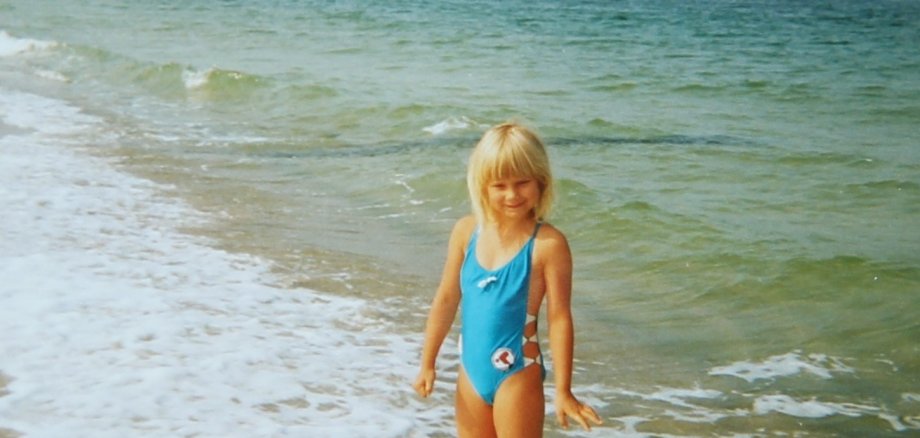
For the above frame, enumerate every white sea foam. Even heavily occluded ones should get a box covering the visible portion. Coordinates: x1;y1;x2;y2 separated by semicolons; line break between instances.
645;387;723;409
0;89;450;437
616;385;744;425
0;30;57;57
753;395;841;418
708;351;854;383
422;116;480;135
751;393;904;430
613;380;912;433
35;69;70;82
181;68;212;89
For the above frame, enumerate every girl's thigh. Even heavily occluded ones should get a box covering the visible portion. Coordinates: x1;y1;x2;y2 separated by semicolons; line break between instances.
455;367;497;438
493;365;545;438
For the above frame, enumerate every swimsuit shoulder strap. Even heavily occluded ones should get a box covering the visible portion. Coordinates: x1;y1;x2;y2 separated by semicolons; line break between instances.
465;224;481;253
526;222;543;258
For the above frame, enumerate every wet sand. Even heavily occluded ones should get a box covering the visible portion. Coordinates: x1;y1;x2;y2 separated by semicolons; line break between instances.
0;428;20;438
0;371;21;438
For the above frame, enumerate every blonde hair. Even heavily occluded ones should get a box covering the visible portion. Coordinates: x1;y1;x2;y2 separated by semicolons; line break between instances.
467;122;554;224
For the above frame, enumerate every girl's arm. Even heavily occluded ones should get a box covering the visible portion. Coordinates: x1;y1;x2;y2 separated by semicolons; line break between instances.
544;227;603;430
413;216;473;397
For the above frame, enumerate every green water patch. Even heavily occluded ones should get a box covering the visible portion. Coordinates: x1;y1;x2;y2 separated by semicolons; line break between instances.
577;245;920;372
843;179;920;195
181;67;270;102
51;43;276;106
132;62;272;103
131;62;188;98
276;83;339;101
866;104;920;122
587;81;639;93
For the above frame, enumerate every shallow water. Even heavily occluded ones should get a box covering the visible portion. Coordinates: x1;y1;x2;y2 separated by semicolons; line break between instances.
1;0;919;436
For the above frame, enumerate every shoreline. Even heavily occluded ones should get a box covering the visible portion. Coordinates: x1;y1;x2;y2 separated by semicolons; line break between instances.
0;374;19;438
0;89;450;436
0;372;8;398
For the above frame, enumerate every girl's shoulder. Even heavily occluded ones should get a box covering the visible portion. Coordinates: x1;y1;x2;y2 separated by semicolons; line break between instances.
453;215;477;235
448;215;478;249
534;222;571;258
536;221;567;242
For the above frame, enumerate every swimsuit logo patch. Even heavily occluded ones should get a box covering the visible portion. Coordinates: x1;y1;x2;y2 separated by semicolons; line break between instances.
491;347;515;371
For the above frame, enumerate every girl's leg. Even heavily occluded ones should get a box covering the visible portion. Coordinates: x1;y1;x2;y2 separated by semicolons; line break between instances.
493;364;545;438
456;367;497;438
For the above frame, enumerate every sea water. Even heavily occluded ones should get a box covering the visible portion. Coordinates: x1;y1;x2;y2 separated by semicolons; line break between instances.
1;1;918;436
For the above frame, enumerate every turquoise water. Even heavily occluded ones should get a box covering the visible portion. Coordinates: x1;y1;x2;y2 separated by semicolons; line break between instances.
2;0;919;435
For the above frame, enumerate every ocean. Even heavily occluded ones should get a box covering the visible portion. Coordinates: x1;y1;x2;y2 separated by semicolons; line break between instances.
1;0;918;436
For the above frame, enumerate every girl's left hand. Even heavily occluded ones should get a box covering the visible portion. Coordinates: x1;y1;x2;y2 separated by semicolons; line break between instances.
412;367;436;398
555;393;603;431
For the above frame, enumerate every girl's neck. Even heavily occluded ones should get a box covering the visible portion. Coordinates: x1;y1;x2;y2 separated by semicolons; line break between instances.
483;215;537;241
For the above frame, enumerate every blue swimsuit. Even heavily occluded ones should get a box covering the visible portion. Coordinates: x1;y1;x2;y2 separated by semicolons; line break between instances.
459;224;545;405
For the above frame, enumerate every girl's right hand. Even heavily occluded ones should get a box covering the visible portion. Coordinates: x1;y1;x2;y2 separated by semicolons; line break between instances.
412;368;436;398
555;392;603;431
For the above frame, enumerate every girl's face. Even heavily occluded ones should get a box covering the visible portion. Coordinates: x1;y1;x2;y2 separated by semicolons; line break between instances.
486;176;541;222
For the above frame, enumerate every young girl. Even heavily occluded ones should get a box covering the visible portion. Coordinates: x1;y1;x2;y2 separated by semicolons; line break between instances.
413;122;602;436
